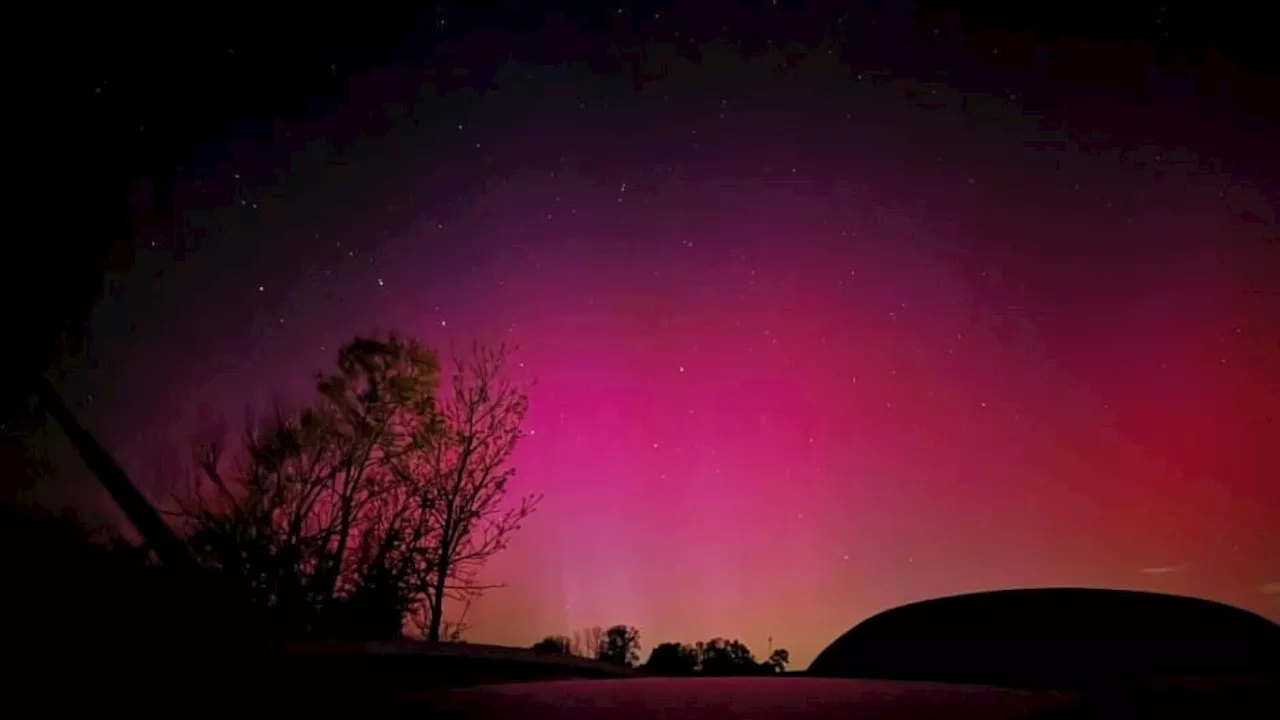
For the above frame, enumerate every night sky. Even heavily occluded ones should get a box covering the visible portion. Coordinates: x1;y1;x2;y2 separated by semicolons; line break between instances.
44;2;1279;668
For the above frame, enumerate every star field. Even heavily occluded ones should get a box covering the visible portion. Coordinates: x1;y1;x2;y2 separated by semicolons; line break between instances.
54;2;1279;668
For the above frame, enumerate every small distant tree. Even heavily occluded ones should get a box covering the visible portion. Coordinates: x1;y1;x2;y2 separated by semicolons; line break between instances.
598;624;642;667
644;642;699;675
762;648;790;673
531;635;573;656
697;638;762;675
572;626;605;658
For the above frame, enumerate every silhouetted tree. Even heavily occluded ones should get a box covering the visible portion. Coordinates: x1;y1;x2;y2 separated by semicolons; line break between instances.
544;626;790;676
572;626;605;658
180;402;426;637
697;638;764;675
174;334;537;641
598;624;642;667
531;635;574;656
762;647;791;673
310;335;441;631
401;343;541;642
644;642;700;675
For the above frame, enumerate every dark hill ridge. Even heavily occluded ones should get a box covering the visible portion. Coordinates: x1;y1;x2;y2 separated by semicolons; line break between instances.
808;587;1280;692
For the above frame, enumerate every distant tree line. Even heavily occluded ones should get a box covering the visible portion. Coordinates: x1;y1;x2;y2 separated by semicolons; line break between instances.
531;625;790;675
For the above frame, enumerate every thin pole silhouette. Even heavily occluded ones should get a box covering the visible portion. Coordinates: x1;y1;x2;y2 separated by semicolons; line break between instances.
33;376;196;573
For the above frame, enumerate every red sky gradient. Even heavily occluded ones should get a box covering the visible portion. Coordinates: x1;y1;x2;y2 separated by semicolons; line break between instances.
52;5;1278;668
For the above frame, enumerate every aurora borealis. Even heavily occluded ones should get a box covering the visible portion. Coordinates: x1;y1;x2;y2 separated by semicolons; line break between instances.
50;2;1278;668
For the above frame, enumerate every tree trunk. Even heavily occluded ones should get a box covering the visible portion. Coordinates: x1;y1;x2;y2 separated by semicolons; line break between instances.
426;508;456;643
426;567;448;642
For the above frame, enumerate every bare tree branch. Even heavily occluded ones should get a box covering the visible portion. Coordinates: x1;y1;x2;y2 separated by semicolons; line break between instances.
168;334;536;643
400;342;541;641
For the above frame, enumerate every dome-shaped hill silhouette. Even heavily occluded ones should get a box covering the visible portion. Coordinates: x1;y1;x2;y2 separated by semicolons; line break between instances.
808;587;1280;692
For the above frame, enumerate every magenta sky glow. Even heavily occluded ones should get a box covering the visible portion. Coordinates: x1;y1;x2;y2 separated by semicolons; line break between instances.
56;4;1278;668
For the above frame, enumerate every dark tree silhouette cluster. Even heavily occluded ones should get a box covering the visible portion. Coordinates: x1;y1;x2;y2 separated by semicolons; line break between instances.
173;334;539;642
533;625;790;675
530;635;574;656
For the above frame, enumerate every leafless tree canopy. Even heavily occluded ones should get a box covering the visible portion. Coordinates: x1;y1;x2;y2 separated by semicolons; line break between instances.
172;335;538;641
572;626;606;659
408;343;541;641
